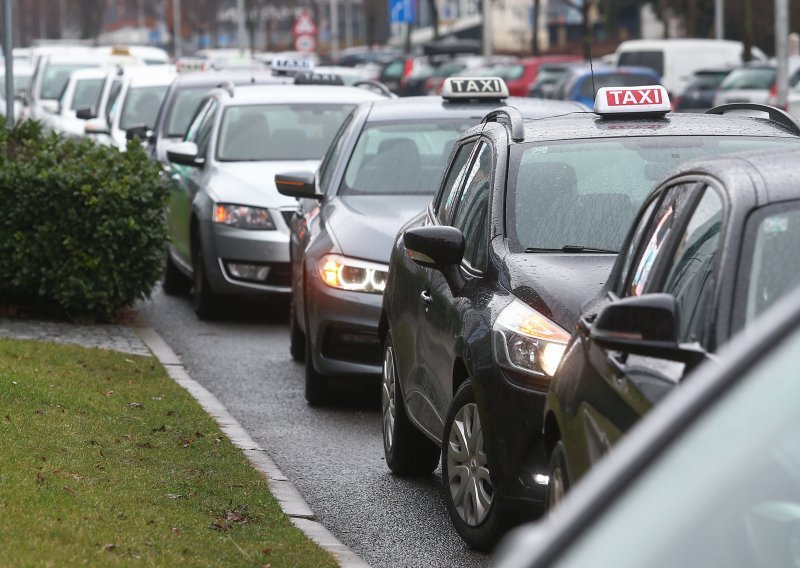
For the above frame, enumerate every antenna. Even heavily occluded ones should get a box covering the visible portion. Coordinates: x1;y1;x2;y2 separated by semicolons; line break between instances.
587;41;596;101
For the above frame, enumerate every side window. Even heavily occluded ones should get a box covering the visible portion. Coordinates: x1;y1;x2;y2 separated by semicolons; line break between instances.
184;98;213;142
662;187;724;343
105;79;122;124
436;141;476;224
624;184;696;297
319;111;354;193
452;143;493;271
193;100;218;159
617;196;661;290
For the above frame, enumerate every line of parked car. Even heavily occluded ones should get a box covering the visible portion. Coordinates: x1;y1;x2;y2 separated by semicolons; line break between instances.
13;40;800;564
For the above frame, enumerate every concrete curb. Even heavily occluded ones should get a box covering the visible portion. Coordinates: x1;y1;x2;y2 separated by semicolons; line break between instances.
134;325;370;568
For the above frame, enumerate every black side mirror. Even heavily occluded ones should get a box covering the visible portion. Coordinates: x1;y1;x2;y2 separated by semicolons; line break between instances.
590;293;705;365
75;106;96;120
403;226;466;294
126;124;152;141
275;171;322;200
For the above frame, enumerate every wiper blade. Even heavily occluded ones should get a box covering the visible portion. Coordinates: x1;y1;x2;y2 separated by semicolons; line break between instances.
561;245;617;253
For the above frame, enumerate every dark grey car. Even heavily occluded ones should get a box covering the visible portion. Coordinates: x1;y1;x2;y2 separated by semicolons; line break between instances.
275;78;584;405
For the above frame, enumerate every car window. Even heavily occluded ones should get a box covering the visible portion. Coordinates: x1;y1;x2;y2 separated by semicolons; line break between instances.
719;67;775;90
617;50;664;77
452;143;493;271
578;73;660;99
194;100;218;159
41;63;96;100
119;85;169;130
319;110;354;193
616;196;661;293
340;120;473;196
381;60;405;80
70;78;104;111
436;141;477;224
551;319;800;568
166;87;213;137
740;202;800;325
217;103;354;162
184;97;213;142
661;187;724;343
626;185;696;297
105;79;122;123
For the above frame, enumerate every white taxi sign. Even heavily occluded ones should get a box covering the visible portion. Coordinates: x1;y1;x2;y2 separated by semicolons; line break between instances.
271;56;315;75
442;77;509;101
594;85;670;116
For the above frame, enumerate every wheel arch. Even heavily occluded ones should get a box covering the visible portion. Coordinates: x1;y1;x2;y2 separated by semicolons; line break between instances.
543;409;562;458
452;356;470;397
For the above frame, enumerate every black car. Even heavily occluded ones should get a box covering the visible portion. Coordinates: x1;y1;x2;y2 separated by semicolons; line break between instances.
496;269;800;568
544;122;800;509
275;78;583;405
674;68;732;112
379;88;800;550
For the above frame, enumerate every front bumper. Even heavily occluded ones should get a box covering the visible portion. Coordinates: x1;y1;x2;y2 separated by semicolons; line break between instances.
200;220;291;296
305;276;384;377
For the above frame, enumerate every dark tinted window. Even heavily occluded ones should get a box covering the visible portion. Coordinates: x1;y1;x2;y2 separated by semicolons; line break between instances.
436;141;476;223
719;67;775;90
319;111;354;192
663;187;723;342
617;50;664;76
452;143;492;270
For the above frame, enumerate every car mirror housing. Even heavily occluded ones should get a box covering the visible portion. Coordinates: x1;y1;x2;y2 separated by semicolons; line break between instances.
590;293;706;365
75;106;96;120
403;225;466;294
166;141;203;167
84;117;110;135
126;124;152;142
275;171;322;200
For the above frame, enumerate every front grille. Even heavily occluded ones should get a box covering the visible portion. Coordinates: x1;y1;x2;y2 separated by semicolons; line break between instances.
322;326;382;366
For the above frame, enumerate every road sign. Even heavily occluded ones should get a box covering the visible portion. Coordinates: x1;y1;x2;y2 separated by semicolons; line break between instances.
295;34;317;54
389;0;415;24
292;10;318;37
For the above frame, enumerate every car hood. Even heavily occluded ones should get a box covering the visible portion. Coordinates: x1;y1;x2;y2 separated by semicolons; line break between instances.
209;160;320;208
502;253;617;329
325;194;433;263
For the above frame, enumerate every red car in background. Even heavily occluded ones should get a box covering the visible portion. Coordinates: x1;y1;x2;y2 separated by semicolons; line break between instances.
490;55;583;96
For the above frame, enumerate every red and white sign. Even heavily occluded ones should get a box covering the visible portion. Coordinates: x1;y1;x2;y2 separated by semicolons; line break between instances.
292;10;318;37
594;85;671;115
295;34;317;54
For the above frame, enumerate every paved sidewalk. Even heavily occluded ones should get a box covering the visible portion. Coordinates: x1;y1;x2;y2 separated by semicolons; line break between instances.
0;317;151;356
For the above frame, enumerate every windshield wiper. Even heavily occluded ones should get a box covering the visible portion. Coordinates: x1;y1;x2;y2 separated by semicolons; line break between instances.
524;246;617;253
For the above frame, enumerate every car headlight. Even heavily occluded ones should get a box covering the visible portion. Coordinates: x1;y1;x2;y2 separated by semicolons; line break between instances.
318;254;388;294
492;299;570;380
213;204;275;230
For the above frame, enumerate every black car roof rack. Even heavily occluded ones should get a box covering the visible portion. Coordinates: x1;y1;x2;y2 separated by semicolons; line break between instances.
481;106;525;142
352;80;396;98
706;103;800;136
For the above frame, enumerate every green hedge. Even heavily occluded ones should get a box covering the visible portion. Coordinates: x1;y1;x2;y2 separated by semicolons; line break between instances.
0;121;170;322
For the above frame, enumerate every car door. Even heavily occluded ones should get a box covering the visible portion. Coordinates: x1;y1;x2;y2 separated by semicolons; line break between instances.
416;141;492;439
401;138;478;439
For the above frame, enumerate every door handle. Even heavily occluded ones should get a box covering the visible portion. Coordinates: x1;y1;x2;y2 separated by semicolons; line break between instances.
420;290;433;308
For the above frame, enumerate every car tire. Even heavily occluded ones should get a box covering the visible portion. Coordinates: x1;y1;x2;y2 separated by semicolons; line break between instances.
304;333;327;406
546;440;570;512
162;252;191;296
382;332;440;476
192;240;219;320
442;381;506;552
289;297;305;362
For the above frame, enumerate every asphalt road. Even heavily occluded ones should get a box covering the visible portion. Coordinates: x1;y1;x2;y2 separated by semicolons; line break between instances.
136;286;490;568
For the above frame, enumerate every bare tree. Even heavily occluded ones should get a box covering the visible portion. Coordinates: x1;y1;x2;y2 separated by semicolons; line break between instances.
246;0;269;52
78;0;106;40
558;0;595;46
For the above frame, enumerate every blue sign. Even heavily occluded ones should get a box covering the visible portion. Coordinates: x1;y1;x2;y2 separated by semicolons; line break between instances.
390;0;415;24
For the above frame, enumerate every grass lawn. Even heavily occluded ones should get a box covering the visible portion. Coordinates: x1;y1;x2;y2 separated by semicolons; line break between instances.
0;337;337;567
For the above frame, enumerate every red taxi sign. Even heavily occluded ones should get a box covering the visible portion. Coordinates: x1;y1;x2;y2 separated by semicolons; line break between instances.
594;85;670;116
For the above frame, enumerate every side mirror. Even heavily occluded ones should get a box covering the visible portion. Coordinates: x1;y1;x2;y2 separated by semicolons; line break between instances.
84;117;110;135
126;124;152;141
590;293;705;365
75;106;96;120
40;100;60;114
275;171;322;200
403;225;466;294
166;141;203;167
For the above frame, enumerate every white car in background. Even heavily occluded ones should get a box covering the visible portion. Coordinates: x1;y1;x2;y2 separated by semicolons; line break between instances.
0;61;34;121
43;67;109;137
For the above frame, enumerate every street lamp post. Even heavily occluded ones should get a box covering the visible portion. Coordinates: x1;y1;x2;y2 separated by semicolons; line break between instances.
482;0;492;57
173;0;182;58
714;0;724;39
4;0;13;128
776;0;789;109
237;0;247;55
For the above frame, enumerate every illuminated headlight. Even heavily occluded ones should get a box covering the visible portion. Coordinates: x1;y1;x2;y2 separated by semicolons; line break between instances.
492;299;570;379
318;254;388;294
213;204;275;230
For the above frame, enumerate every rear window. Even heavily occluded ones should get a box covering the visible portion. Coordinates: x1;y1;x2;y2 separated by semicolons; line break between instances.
719;67;775;90
507;136;800;253
340;120;475;196
578;73;658;99
617;50;664;77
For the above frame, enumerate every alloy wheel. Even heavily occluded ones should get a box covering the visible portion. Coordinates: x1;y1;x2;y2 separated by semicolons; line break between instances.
382;344;396;451
447;402;493;526
549;465;566;510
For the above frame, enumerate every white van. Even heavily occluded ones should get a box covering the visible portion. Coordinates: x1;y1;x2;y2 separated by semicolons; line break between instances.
615;39;766;97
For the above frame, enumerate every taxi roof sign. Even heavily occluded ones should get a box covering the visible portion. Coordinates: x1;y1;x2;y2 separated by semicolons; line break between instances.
594;85;670;117
271;56;315;75
441;77;509;101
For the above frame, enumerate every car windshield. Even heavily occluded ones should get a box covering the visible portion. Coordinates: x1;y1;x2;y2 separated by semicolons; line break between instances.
685;71;729;91
720;67;775;90
549;313;800;568
507;136;800;253
534;66;570;85
216;103;354;161
119;85;169;130
41;63;97;100
578;72;659;99
742;203;800;325
166;87;212;137
69;78;104;111
617;50;664;77
340;120;475;196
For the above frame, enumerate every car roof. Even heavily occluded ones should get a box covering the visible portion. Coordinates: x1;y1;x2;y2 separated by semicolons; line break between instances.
214;83;387;105
126;71;177;87
362;95;583;121
66;67;110;80
170;70;289;88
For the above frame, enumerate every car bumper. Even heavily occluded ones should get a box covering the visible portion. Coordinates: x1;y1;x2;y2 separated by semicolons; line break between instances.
306;277;383;377
201;221;291;295
476;368;550;518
